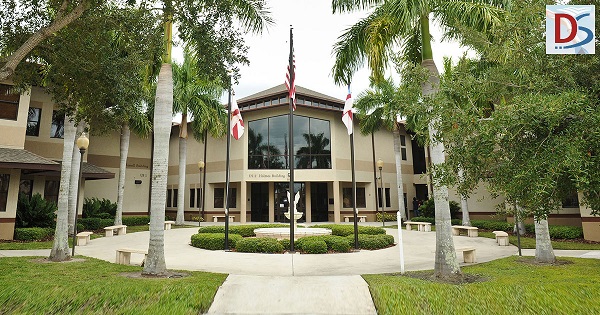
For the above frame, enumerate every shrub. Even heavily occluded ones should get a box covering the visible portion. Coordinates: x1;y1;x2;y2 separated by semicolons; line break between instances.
296;237;328;254
13;227;54;241
82;197;116;219
321;235;351;253
418;199;460;218
279;239;290;251
346;234;395;250
311;224;386;237
197;224;289;237
235;238;284;253
548;226;583;239
376;212;398;222
122;216;150;226
16;193;57;228
190;233;243;250
470;220;513;232
78;218;114;231
410;216;435;224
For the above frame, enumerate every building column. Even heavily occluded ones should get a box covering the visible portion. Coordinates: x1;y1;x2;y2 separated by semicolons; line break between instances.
333;180;340;223
305;182;312;224
268;182;274;223
240;181;247;223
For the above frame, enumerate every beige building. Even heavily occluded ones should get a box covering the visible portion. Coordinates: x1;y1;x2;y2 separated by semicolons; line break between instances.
1;83;598;241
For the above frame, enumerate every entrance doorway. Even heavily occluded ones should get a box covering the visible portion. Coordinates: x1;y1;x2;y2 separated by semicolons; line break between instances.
311;182;328;222
251;183;269;222
274;182;305;223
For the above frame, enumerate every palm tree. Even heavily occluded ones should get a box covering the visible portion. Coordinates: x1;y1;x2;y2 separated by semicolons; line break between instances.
68;123;86;235
331;0;507;278
172;51;225;225
354;78;408;221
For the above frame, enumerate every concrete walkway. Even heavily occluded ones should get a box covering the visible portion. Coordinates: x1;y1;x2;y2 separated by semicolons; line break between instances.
3;224;599;314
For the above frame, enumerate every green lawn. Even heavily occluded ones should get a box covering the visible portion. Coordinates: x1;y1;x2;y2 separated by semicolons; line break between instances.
0;256;226;314
365;256;600;314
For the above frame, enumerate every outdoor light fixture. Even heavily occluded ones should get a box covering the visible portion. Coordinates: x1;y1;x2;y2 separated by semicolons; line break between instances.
198;161;205;226
376;158;384;227
72;132;89;257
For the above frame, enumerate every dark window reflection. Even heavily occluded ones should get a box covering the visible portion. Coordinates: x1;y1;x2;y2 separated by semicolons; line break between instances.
248;114;331;169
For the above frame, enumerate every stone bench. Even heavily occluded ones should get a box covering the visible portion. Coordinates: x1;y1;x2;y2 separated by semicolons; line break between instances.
452;225;478;237
493;230;509;246
212;215;234;223
116;248;147;266
104;225;127;237
76;231;93;246
456;247;476;263
148;221;177;230
343;215;367;223
404;221;432;232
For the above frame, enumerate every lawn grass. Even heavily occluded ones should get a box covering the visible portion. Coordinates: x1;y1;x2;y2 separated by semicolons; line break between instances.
365;256;600;314
0;256;226;314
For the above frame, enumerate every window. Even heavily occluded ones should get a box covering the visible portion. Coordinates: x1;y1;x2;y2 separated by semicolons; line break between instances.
0;174;9;212
19;179;33;199
189;188;196;208
44;180;59;205
343;187;366;208
26;108;42;136
248;115;331;169
50;111;64;138
167;189;172;207
214;188;237;208
173;189;178;207
378;188;391;208
562;191;579;208
400;135;407;160
0;84;19;120
196;188;202;208
190;187;203;208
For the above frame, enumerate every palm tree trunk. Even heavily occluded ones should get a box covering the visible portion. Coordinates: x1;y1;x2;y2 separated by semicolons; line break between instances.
68;123;85;234
422;24;460;276
143;63;172;276
534;216;556;263
392;124;406;220
176;133;187;225
49;115;77;261
457;167;471;226
114;122;130;226
0;0;89;81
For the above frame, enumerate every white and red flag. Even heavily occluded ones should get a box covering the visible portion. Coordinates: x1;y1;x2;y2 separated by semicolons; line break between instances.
230;96;244;140
342;85;354;135
285;29;296;110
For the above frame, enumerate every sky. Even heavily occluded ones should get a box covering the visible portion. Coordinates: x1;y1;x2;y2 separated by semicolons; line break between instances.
173;0;471;106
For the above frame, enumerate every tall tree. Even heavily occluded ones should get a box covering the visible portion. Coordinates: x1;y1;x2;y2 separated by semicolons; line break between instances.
331;0;507;278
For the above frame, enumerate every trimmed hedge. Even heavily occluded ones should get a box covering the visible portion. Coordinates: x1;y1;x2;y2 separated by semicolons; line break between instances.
235;238;284;253
279;239;290;251
296;237;328;254
190;233;243;250
548;226;583;239
78;218;113;231
346;234;395;250
376;212;398;222
122;216;151;226
198;224;289;237
321;235;351;253
13;227;54;241
311;224;386;237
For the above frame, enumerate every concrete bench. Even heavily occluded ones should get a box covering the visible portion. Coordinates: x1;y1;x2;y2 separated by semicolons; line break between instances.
456;247;476;263
116;248;147;265
76;231;93;246
212;215;234;222
405;221;432;232
493;231;510;246
104;225;127;237
343;215;367;223
147;221;177;230
452;225;478;237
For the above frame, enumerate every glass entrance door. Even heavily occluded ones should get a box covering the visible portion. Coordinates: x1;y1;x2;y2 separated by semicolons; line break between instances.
274;182;305;223
310;182;328;222
251;183;269;222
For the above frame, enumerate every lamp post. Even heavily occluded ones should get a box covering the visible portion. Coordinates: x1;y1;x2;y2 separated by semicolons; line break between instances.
197;161;204;226
376;158;384;227
72;132;89;257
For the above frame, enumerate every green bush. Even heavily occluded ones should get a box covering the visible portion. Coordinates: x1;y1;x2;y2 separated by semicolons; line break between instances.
321;235;351;253
346;234;395;250
548;226;583;239
418;199;460;218
197;224;289;237
190;233;243;250
296;237;328;254
82;197;117;219
279;239;290;251
16;193;57;228
376;212;398;222
13;227;54;241
470;220;513;232
235;238;284;253
77;218;114;231
311;224;386;237
408;217;461;225
122;216;151;226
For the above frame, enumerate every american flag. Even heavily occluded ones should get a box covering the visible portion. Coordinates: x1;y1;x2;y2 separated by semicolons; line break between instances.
230;96;244;140
342;85;354;135
285;30;296;110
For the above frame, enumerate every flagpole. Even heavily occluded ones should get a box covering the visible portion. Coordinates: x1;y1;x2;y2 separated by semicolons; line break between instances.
288;26;295;252
351;132;359;250
224;79;232;251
